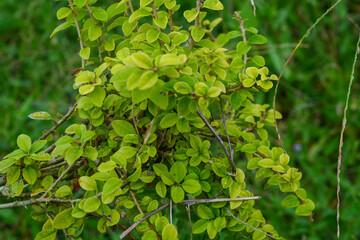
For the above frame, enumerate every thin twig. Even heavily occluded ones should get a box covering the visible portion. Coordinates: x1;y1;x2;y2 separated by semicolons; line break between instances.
40;160;77;199
225;208;278;239
197;108;236;172
67;0;85;69
337;33;360;238
37;101;78;141
119;197;260;239
272;0;343;152
219;96;234;167
0;193;103;210
120;203;170;239
186;205;193;240
235;12;248;74
170;199;173;224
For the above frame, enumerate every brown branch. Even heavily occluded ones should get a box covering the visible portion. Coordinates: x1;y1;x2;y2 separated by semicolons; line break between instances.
219;96;234;169
225;207;278;239
67;0;85;69
197;108;236;173
186;205;193;240
40;160;77;199
37;101;78;141
234;12;248;74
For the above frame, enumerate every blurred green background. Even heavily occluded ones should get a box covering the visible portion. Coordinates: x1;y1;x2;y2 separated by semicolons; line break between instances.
1;0;359;239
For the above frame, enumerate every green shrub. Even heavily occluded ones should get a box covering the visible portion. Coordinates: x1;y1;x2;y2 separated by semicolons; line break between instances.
0;0;313;239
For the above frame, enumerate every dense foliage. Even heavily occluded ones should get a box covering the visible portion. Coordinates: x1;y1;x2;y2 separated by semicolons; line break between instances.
0;0;317;239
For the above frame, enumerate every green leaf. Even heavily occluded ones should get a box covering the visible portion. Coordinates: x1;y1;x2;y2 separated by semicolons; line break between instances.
28;111;53;121
184;9;199;22
174;82;192;94
23;166;37;184
193;219;209;234
197;204;213;219
112;120;136;136
241;144;257;153
207;87;221;98
160;113;178;129
79;84;95;95
88;86;106;107
146;29;160;43
50;21;72;38
191;27;205;42
30;140;47;154
79;176;97;191
142;230;157;240
129;7;152;23
171;186;184;203
280;153;290;166
246;67;259;79
84;197;101;212
7;166;20;185
139;71;158;90
103;177;122;195
74;0;87;8
248;34;268;44
203;0;224;10
127;168;142;182
93;7;108;22
57;7;71;20
17;134;32;152
53;209;74;229
258;158;275;168
88;25;102;41
159;54;182;67
251;55;265;67
122;19;137;36
236;41;251;55
65;145;83;164
80;47;91;60
131;52;153;69
153;12;168;29
182;179;201;194
170;161;186;183
98;160;117;172
161;172;175;185
35;229;57;240
295;199;315;216
162;224;178;240
281;195;300;208
207;220;217;239
55;185;73;198
156;181;167;198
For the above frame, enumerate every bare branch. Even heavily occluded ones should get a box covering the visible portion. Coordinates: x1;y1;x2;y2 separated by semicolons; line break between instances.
219;96;234;165
37;101;78;141
186;205;193;240
170;199;173;224
40;160;77;199
234;12;248;74
197;108;236;173
67;0;85;69
225;207;278;239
